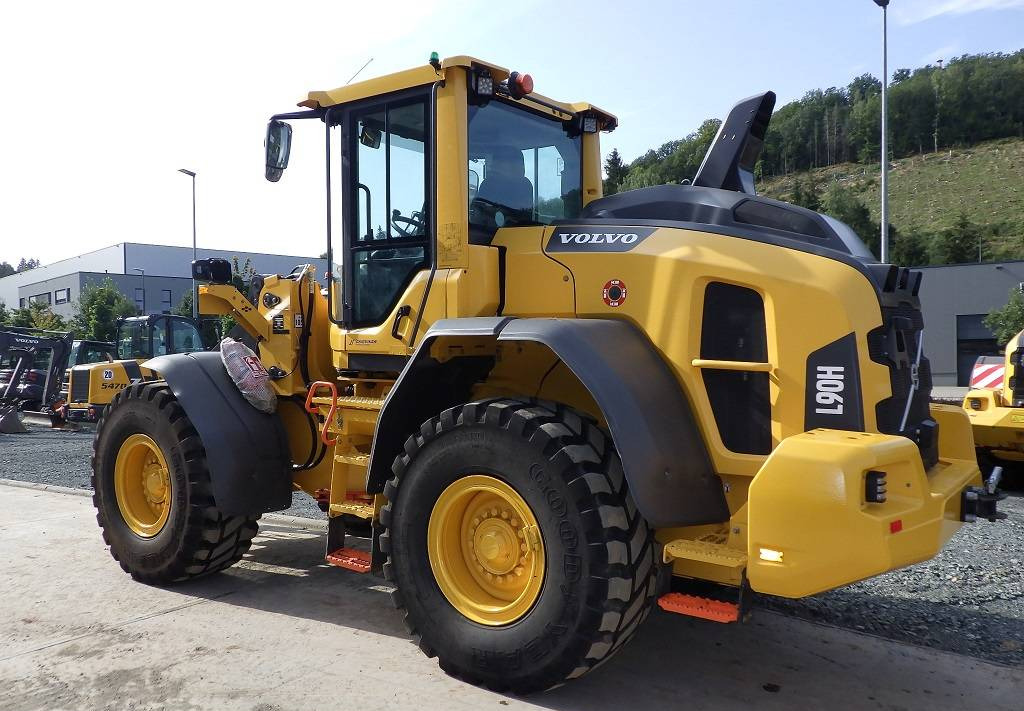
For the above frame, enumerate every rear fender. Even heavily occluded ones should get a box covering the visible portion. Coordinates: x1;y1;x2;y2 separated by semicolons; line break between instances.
367;317;729;528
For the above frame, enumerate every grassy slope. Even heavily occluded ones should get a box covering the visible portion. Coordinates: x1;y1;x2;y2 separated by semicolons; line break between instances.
758;137;1024;259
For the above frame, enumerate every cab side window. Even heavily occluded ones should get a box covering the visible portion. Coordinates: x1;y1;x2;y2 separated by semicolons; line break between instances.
170;319;201;353
467;100;582;244
344;97;430;327
152;317;168;357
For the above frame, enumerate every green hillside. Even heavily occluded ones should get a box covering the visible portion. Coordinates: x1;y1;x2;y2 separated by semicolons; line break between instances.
758;137;1024;262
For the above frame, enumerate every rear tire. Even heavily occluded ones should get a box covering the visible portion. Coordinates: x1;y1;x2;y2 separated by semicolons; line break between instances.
92;382;259;583
380;399;658;693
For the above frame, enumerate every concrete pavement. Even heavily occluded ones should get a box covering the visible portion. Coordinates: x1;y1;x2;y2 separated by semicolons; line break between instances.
1;484;1020;710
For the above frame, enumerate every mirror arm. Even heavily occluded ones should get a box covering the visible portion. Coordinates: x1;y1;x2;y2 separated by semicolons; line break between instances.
270;108;327;122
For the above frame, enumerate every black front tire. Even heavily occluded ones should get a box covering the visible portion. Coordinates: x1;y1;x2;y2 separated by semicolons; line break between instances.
92;382;259;584
380;399;658;693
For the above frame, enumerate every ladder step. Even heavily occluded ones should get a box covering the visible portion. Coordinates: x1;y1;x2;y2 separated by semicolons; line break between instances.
334;452;370;467
329;502;374;519
326;547;371;573
337;396;386;411
657;593;739;623
662;539;747;568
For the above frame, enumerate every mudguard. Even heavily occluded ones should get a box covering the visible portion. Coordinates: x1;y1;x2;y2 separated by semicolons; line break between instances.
367;317;729;528
145;352;292;516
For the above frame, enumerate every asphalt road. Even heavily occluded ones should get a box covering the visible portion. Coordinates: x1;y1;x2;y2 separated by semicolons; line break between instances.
1;485;1020;711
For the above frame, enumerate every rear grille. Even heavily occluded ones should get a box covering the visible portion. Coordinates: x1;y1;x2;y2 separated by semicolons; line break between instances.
69;368;90;403
866;265;938;469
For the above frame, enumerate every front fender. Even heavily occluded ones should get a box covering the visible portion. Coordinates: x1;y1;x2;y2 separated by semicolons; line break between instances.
145;352;292;516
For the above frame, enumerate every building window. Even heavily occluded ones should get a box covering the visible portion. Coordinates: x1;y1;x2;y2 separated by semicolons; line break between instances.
54;288;71;305
700;282;771;454
29;292;52;306
19;298;25;308
134;288;145;312
161;289;172;310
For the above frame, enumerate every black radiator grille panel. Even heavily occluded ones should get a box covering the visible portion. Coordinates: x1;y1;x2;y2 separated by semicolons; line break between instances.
69;369;90;403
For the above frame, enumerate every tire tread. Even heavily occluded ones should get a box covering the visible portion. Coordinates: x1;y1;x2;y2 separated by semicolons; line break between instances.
379;398;658;693
91;382;259;584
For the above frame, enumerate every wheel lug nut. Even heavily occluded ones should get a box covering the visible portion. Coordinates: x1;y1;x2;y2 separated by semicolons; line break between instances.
515;567;524;576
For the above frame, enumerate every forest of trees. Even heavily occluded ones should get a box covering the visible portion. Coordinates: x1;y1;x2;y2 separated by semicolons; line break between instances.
602;51;1024;267
606;50;1024;193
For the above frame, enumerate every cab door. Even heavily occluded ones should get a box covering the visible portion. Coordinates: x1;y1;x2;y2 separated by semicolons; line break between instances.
333;89;443;365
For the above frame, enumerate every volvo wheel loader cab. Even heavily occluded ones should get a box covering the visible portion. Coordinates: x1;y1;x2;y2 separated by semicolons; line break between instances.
67;314;207;423
91;55;1000;693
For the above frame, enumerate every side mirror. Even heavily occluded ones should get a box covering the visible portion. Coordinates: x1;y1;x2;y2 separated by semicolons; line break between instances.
359;125;382;149
265;120;293;182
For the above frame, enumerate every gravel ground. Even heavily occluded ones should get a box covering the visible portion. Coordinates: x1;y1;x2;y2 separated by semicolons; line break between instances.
0;426;324;519
2;424;1022;667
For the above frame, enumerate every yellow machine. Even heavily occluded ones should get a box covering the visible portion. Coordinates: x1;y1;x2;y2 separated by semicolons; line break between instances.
89;55;1001;693
964;328;1024;464
66;315;205;422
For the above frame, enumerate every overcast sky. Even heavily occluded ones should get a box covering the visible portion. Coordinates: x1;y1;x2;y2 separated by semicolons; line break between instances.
1;0;1022;267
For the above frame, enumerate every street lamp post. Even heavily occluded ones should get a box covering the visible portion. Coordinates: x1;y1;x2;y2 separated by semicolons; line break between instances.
178;169;198;318
132;268;146;314
874;0;890;263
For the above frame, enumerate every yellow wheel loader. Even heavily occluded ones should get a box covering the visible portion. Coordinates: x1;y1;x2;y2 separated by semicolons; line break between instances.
66;314;208;423
90;55;1002;693
963;328;1024;468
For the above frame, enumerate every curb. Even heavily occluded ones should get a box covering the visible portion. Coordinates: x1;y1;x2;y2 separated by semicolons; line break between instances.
0;478;327;531
0;478;92;498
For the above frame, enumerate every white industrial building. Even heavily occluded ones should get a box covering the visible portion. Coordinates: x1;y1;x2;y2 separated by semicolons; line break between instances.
0;243;326;319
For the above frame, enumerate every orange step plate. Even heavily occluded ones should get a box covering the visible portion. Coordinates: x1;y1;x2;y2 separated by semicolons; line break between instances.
657;593;739;623
326;547;371;573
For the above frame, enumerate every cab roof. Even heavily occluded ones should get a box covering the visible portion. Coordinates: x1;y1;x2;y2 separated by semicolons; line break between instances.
298;55;617;131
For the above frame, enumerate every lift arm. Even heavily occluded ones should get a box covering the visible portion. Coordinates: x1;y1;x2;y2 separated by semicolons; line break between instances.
197;284;271;341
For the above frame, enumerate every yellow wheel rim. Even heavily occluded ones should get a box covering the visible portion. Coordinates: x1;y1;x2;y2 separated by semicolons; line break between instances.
427;475;545;626
114;434;172;538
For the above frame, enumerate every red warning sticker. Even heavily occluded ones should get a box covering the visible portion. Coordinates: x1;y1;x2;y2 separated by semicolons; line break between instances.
602;279;627;307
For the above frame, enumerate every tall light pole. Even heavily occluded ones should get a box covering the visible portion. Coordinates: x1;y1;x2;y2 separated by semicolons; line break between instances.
874;0;890;263
132;268;146;314
178;168;197;315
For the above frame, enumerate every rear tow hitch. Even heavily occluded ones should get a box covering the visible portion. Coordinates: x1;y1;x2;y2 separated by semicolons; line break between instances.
961;466;1008;523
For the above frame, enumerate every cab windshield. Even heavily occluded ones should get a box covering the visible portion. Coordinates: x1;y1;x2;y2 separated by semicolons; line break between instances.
468;100;582;242
116;318;204;360
118;320;152;360
71;342;114;365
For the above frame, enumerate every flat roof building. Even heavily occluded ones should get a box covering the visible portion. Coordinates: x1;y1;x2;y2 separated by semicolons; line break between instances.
1;243;326;319
917;260;1024;387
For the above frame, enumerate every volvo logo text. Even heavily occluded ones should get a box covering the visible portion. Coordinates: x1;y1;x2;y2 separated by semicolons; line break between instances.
546;226;656;252
560;233;639;245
